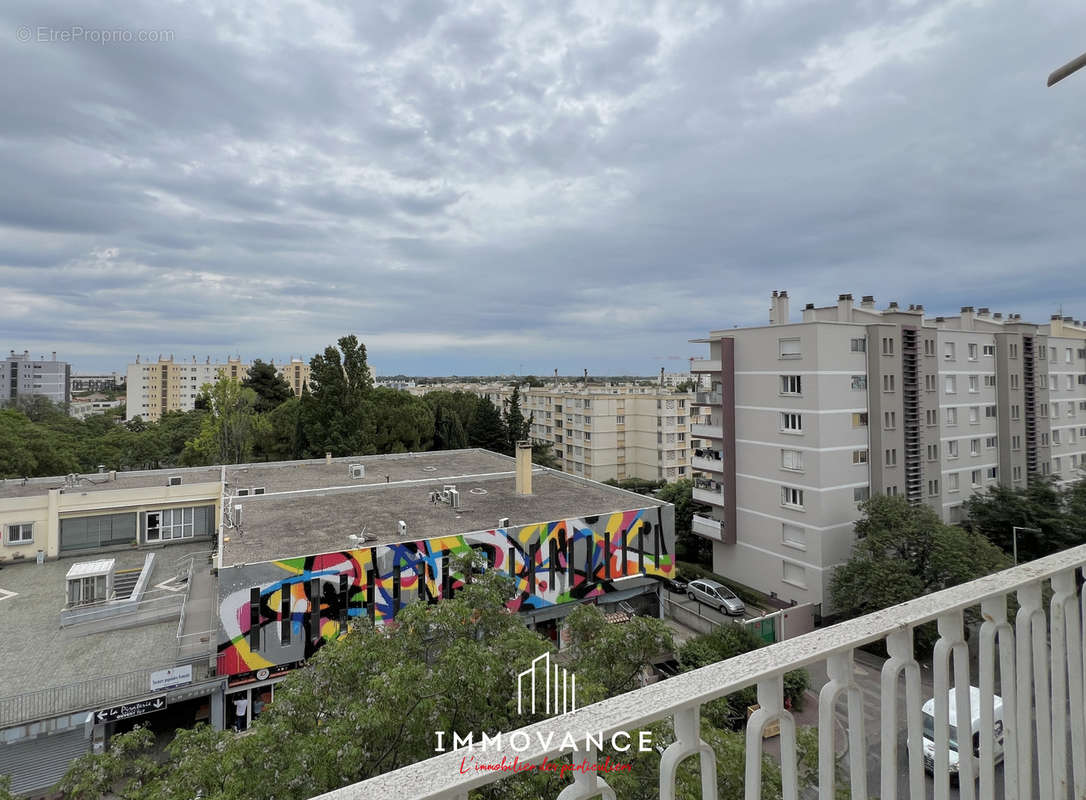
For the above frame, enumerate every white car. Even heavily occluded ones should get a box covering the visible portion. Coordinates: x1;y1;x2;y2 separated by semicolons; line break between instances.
920;686;1004;780
687;578;746;616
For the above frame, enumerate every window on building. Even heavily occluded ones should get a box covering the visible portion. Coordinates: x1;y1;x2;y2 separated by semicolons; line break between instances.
1038;374;1048;389
851;375;867;390
1013;465;1023;481
779;338;802;359
985;437;997;449
852;449;868;464
885;448;897;466
780;412;803;433
924;339;935;356
971;469;982;487
986;467;998;481
4;523;33;545
1010;373;1019;390
968;375;979;393
947;473;960;492
926;409;938;426
968;343;978;361
984;375;996;387
1053;429;1061;445
882;337;895;355
782;561;807;589
1067;347;1074;363
969;406;979;424
781;449;803;471
945;376;957;394
782;524;806;550
947;440;959;458
884;410;896;429
883;374;895;392
781;486;805;509
927;444;938;461
946;408;958;426
983;344;995;357
850;338;866;352
852;412;869;427
928;479;940;497
970;439;980;457
886;485;899;496
924;374;936;391
854;486;870;502
1041;432;1050;447
780;375;802;395
67;574;107;607
944;342;956;360
616;415;625;424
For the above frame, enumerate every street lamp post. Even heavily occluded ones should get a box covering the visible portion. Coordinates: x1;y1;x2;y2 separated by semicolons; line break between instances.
1048;50;1086;86
1011;526;1042;566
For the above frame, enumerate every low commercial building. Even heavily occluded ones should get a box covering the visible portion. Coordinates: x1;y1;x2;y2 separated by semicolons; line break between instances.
69;393;125;420
0;350;71;406
0;449;674;793
70;373;125;394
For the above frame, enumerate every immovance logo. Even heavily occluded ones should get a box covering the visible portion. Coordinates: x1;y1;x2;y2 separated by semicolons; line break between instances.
517;652;576;716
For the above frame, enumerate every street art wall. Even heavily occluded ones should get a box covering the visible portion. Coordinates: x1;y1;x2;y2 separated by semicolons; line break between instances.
216;506;673;677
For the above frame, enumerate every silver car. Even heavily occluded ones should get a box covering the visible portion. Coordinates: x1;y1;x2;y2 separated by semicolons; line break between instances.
687;578;746;616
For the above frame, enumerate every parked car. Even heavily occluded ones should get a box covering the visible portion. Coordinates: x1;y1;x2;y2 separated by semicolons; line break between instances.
918;686;1004;781
661;577;688;594
687;578;746;616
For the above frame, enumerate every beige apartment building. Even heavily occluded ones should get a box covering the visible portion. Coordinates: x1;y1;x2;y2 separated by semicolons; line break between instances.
479;385;695;483
126;356;311;421
690;291;1086;608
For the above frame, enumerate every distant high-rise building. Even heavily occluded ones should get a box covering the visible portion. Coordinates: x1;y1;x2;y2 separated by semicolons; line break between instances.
125;355;312;421
478;384;695;483
0;350;70;405
70;372;125;393
689;292;1086;608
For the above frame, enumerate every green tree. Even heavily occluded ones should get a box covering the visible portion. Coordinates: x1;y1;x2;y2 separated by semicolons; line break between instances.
563;603;674;697
530;440;560;468
963;476;1073;561
467;397;506;453
181;378;260;465
301;335;375;456
432;404;468;450
830;495;1010;649
370;388;435;453
503;387;531;455
422;390;480;433
674;379;697;392
242;360;294;413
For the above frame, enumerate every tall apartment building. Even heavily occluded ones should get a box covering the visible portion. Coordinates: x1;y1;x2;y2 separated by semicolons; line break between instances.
690;291;1086;608
125;356;313;421
0;350;70;405
480;385;695;483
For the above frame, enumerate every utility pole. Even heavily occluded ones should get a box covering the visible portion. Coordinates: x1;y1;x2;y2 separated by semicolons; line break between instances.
1048;50;1086;86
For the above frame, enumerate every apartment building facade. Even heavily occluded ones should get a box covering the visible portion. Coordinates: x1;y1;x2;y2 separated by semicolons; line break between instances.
690;291;1086;608
0;350;71;406
125;356;312;421
479;385;695;483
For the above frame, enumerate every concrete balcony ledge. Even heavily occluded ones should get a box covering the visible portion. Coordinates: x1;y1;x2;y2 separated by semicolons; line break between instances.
695;391;722;405
691;514;723;541
690;454;724;473
317;542;1086;800
690;422;723;439
691;485;724;506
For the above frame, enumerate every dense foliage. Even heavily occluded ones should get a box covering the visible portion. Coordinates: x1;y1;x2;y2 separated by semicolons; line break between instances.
55;569;823;800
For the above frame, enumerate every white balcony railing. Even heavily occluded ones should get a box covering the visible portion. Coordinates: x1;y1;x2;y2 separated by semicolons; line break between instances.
691;453;724;473
690;358;721;373
315;543;1086;800
691;513;724;541
695;391;722;406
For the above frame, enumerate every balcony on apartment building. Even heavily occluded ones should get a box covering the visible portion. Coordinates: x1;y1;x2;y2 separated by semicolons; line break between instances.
318;543;1086;800
691;513;724;541
695;390;722;406
691;446;724;473
689;358;722;373
690;415;723;440
692;476;724;505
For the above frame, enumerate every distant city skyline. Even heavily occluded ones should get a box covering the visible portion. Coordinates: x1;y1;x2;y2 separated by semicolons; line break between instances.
3;1;1085;376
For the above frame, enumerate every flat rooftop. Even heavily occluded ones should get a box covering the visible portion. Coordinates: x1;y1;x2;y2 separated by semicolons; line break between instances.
0;467;223;499
0;540;213;699
223;463;663;566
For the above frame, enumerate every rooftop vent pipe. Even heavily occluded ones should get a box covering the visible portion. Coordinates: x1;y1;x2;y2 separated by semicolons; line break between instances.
515;440;533;495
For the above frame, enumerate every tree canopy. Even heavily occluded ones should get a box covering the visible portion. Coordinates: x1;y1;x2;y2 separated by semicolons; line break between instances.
962;475;1079;562
467;397;506;453
241;359;294;413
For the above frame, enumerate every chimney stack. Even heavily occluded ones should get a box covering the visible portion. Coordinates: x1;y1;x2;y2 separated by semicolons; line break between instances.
325;452;332;465
960;306;974;330
515;441;533;495
769;290;779;325
860;295;875;309
777;290;789;324
837;293;853;322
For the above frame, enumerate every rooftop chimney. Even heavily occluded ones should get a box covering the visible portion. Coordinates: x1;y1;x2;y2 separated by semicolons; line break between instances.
1064;316;1073;322
837;293;853;322
960;306;974;330
860;295;875;309
887;301;899;310
993;313;1003;319
515;441;533;495
325;452;332;465
777;290;790;325
769;290;779;325
802;302;815;322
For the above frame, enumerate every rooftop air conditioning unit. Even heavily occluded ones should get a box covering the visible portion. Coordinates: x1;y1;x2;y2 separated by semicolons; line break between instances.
168;476;182;487
397;520;407;537
449;489;461;510
349;464;365;479
498;517;511;529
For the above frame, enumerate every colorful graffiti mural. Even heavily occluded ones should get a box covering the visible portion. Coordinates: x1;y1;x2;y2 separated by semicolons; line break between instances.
217;508;673;675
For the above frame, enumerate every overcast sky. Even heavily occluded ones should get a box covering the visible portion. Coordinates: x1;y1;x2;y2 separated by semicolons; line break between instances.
3;0;1085;376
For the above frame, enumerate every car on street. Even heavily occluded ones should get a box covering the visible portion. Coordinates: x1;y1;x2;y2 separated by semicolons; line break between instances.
661;577;688;594
687;578;746;616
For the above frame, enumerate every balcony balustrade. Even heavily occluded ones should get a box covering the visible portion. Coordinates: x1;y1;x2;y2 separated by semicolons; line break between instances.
691;513;723;541
319;543;1086;800
690;359;722;373
690;418;723;439
695;391;723;406
691;448;724;473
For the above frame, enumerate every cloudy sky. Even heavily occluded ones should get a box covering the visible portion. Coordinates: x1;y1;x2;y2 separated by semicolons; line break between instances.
2;0;1085;376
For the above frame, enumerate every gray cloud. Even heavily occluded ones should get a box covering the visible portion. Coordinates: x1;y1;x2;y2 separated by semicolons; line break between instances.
2;0;1086;375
